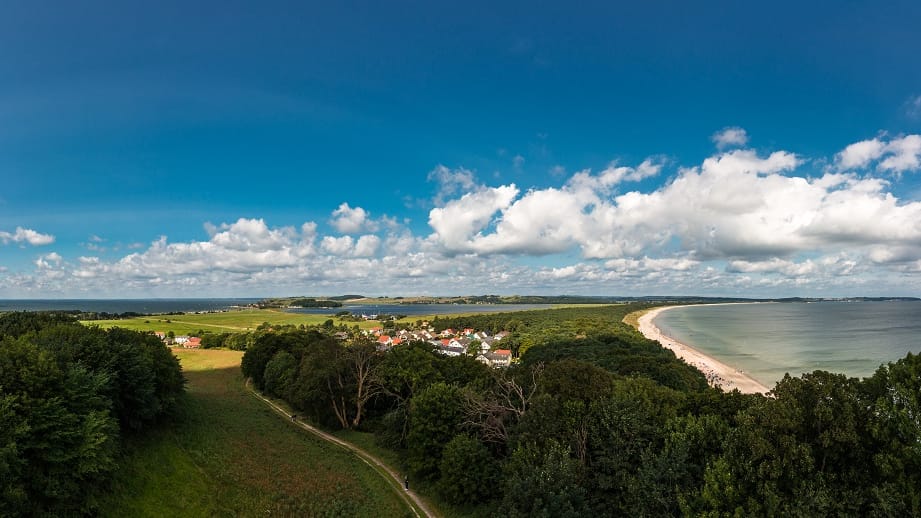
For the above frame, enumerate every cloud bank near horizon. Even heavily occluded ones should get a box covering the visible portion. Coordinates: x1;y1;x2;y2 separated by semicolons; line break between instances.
5;131;921;298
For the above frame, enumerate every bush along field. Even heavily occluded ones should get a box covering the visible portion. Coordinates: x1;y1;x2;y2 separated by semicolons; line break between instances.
241;304;921;517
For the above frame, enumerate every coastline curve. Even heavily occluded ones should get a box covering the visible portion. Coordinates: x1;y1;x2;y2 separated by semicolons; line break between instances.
633;305;770;394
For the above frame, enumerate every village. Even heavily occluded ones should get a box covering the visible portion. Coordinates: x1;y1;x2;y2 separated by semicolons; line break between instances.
362;323;513;368
156;321;515;368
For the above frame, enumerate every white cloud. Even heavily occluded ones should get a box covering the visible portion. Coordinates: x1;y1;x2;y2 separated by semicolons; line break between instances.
321;235;354;256
427;165;478;205
567;158;663;193
604;257;698;273
35;252;63;269
428;150;805;260
836;134;921;173
0;227;55;246
879;135;921;172
330;203;379;234
428;185;520;252
10;131;921;297
905;95;921;119
354;235;381;257
836;138;885;169
726;254;859;279
712;127;749;149
210;218;297;251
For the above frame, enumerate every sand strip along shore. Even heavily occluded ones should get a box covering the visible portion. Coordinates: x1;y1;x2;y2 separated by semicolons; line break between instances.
636;306;770;394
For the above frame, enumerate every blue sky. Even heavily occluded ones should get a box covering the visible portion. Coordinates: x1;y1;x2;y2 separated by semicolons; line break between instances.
2;0;921;298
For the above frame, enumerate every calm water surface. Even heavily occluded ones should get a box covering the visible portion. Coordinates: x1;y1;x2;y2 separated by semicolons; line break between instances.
0;299;261;314
654;301;921;387
0;299;553;317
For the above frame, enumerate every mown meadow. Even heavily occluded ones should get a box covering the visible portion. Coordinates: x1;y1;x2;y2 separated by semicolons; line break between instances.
98;348;412;517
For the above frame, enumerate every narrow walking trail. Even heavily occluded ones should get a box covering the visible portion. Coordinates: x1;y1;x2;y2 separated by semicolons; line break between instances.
247;385;438;518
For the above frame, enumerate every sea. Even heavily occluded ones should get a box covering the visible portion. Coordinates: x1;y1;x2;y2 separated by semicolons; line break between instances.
0;299;552;317
0;299;262;314
654;301;921;387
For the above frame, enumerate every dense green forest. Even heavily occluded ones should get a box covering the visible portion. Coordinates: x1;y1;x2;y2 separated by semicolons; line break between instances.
257;297;343;308
243;305;921;516
4;304;919;516
0;312;185;516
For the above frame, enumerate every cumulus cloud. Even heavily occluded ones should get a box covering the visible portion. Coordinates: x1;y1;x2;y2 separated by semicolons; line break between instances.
428;150;809;260
30;216;481;296
0;227;55;246
354;235;381;257
330;203;380;234
423;143;921;289
726;254;861;280
321;235;354;256
567;158;663;193
428;165;478;205
712;127;749;149
9;131;921;297
319;234;380;257
880;135;921;172
35;252;63;269
428;185;520;252
836;134;921;173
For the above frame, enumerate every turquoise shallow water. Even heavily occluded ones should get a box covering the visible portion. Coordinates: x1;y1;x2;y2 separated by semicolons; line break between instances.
654;301;921;387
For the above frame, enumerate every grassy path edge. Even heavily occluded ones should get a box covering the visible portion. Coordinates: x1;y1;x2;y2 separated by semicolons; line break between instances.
245;382;437;518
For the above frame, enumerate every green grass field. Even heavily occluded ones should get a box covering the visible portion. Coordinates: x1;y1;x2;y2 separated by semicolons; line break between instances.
98;349;412;517
84;308;379;335
83;304;597;338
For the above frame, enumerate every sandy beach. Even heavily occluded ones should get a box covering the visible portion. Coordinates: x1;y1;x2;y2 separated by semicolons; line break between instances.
636;306;771;394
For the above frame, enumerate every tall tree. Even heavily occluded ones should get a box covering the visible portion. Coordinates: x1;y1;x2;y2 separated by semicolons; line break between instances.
406;382;464;480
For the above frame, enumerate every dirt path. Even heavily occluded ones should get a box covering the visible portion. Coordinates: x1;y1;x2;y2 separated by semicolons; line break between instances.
247;385;438;518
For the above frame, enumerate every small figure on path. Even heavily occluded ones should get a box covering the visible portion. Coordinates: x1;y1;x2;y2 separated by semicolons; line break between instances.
404;475;409;490
291;414;297;421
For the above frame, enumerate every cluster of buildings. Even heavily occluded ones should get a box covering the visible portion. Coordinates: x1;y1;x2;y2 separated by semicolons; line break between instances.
156;332;202;348
365;324;513;367
153;322;515;368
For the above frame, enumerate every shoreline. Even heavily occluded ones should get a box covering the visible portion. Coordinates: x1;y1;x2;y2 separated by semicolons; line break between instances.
636;305;771;394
